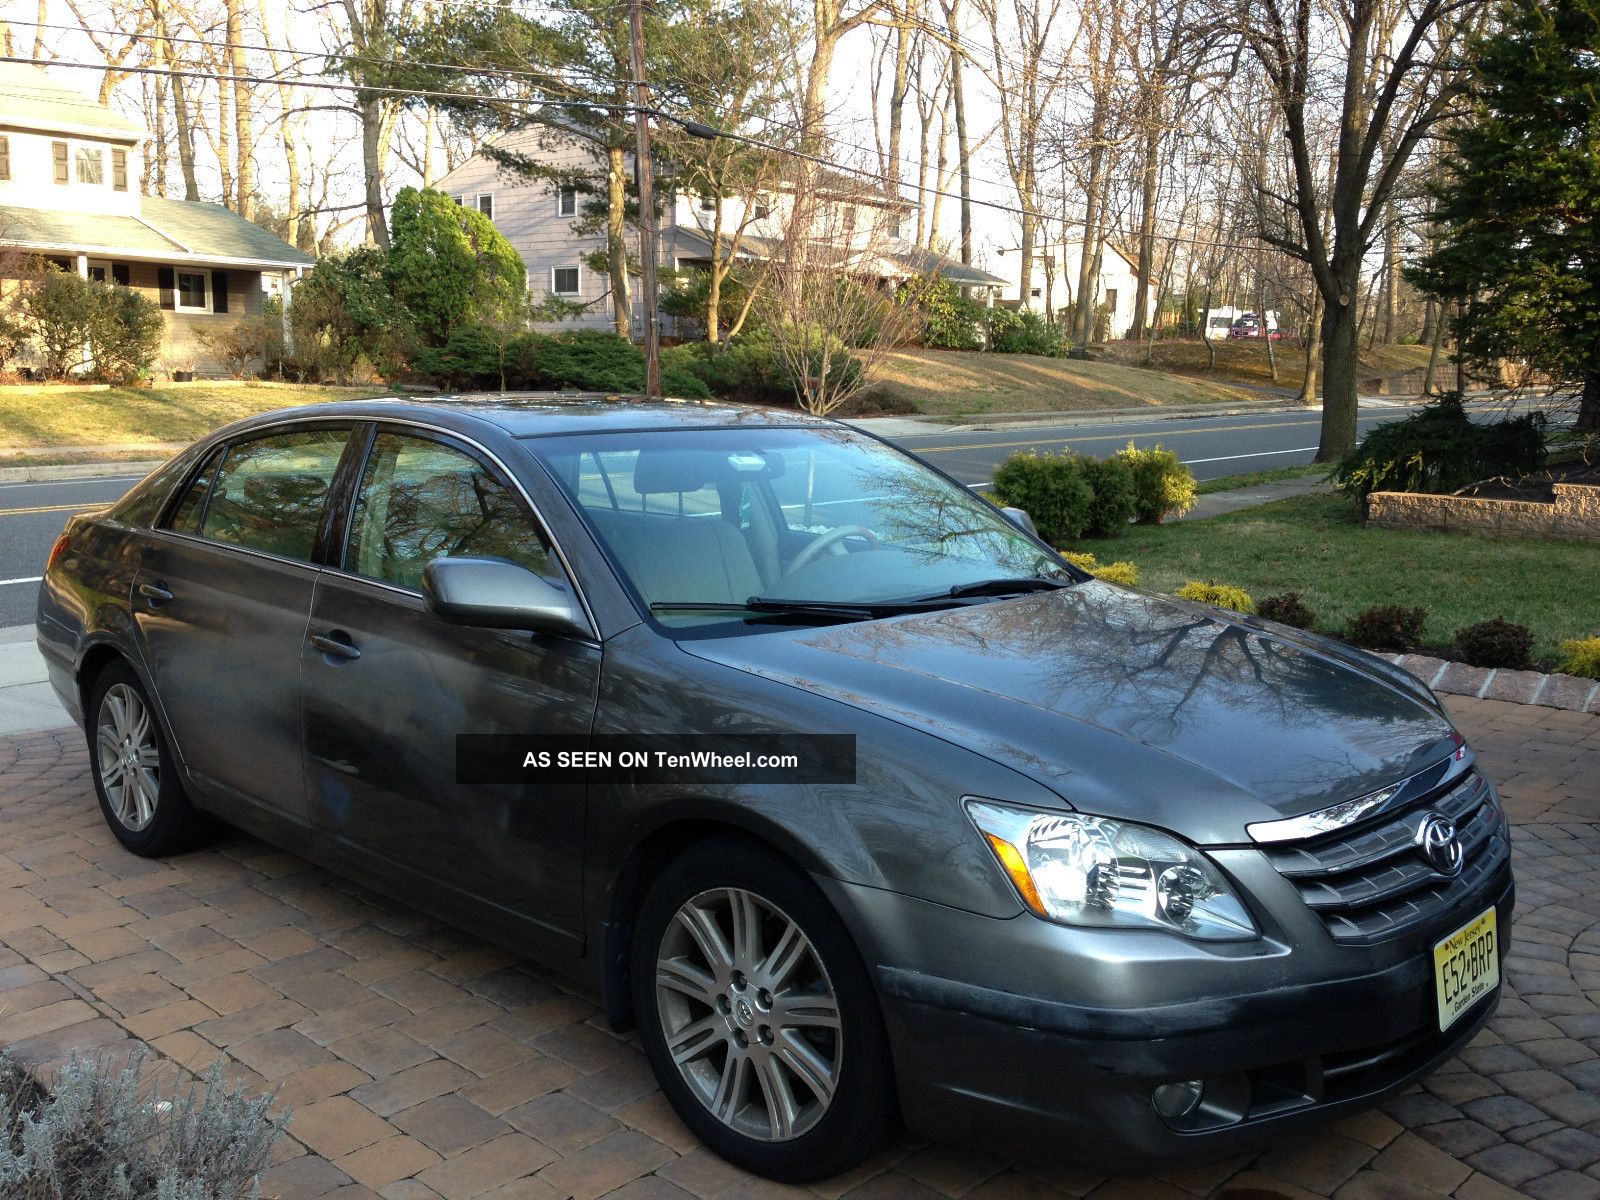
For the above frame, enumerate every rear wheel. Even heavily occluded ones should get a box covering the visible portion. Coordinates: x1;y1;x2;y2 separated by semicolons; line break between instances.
632;840;895;1181
87;662;203;856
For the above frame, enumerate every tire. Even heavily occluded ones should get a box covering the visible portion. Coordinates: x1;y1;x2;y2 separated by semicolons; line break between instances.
632;838;896;1182
86;661;204;856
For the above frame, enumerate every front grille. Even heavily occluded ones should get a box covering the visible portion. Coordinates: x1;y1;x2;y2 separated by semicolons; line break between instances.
1263;768;1508;944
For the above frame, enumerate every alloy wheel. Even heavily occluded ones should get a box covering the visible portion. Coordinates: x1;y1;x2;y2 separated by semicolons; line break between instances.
96;682;160;832
654;886;842;1142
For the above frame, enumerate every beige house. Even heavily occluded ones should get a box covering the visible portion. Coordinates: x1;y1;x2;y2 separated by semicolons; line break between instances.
0;65;313;376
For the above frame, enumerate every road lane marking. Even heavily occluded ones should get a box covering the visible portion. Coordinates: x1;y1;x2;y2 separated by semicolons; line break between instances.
0;576;43;586
1182;446;1321;465
0;503;95;517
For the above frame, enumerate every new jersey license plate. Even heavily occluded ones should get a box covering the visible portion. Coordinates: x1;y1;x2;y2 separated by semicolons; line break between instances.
1434;907;1499;1031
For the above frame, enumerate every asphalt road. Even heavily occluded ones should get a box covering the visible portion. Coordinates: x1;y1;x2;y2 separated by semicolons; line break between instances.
0;402;1418;627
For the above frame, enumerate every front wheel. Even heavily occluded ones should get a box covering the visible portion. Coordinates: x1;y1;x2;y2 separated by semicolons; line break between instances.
632;840;896;1181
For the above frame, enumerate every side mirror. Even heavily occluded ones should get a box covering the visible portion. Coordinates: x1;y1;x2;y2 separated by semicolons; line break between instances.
422;557;590;639
1000;506;1038;537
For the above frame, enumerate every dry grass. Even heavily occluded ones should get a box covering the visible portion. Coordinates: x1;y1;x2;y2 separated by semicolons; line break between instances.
870;349;1264;418
1095;339;1436;391
0;381;387;450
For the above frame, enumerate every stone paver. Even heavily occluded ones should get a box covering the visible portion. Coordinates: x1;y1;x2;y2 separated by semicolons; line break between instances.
1;694;1599;1200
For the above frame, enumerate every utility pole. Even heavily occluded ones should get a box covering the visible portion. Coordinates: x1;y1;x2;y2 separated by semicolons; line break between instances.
629;0;661;397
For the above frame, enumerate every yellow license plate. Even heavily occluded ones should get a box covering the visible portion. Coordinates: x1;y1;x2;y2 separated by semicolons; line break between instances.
1434;908;1499;1031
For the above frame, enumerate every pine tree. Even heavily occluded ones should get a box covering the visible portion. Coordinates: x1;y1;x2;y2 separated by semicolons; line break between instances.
1412;0;1600;432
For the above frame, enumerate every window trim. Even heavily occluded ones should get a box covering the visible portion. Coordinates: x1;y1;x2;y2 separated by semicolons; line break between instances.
556;185;577;217
75;144;105;186
550;265;581;297
173;268;211;313
86;259;111;284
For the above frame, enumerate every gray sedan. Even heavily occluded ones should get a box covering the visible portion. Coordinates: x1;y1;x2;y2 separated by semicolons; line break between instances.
35;397;1511;1181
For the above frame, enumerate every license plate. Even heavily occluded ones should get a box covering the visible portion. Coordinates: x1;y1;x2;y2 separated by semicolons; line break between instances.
1434;908;1499;1031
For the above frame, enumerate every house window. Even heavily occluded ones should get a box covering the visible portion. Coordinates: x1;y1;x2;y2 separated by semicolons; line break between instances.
557;186;577;216
551;266;580;296
1105;288;1118;311
699;193;716;212
176;271;209;312
1030;287;1042;299
52;141;68;184
76;146;104;185
753;199;770;220
0;136;9;181
888;218;902;239
112;148;128;192
473;193;493;218
87;260;110;283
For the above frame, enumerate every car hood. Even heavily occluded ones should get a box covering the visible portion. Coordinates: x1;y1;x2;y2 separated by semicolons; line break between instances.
680;582;1459;845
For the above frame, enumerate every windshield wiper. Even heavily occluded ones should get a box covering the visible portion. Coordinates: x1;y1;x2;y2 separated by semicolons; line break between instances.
930;576;1074;601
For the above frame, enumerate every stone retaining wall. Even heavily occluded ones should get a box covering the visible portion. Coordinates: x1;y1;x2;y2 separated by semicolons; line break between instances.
1367;482;1600;539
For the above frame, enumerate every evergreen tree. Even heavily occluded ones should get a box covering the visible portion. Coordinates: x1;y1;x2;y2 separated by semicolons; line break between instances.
386;187;527;345
1412;0;1600;432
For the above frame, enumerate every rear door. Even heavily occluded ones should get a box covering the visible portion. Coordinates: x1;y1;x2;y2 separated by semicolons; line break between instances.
301;426;601;953
134;423;355;845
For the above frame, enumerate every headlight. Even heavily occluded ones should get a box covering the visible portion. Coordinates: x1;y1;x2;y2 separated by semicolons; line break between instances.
965;799;1258;941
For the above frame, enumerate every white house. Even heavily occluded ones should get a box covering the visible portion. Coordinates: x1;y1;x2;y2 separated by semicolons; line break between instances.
434;124;1007;336
992;240;1157;340
0;64;313;375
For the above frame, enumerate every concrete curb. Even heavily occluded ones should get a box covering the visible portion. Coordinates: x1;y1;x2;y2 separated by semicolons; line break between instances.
0;461;165;483
1382;652;1600;714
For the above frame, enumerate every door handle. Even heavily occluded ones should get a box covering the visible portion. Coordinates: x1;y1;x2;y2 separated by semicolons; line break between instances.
309;631;361;661
138;581;174;605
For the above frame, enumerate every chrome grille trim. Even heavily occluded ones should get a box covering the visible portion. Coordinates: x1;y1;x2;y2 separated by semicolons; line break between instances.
1247;749;1472;844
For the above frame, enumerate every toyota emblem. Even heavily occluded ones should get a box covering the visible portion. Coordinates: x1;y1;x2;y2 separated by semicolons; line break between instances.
1415;812;1464;877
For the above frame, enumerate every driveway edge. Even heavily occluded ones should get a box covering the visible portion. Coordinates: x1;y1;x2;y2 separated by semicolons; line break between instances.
1385;652;1600;714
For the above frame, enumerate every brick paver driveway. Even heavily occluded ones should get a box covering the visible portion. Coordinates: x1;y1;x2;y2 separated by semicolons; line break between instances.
2;695;1598;1200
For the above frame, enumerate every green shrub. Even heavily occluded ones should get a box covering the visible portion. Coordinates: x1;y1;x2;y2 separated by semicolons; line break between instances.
915;277;987;350
291;248;411;383
1080;455;1138;536
1175;581;1256;613
86;284;163;384
668;331;854;406
991;451;1095;544
1557;636;1600;678
12;268;163;382
1112;441;1197;524
1332;393;1547;500
988;309;1068;356
1060;551;1140;586
1451;617;1533;669
386;186;525;345
0;1048;285;1198
1347;605;1429;652
1256;592;1318;630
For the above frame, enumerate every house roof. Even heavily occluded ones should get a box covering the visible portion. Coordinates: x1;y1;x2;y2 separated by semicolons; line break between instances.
0;64;147;141
0;197;315;269
670;226;1006;287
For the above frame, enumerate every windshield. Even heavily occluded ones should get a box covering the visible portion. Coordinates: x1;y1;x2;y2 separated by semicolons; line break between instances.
527;426;1072;629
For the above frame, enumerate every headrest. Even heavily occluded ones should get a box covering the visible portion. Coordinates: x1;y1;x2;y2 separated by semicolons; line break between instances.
633;449;716;494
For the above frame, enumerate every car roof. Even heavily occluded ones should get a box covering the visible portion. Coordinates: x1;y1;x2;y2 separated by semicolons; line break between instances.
235;394;837;439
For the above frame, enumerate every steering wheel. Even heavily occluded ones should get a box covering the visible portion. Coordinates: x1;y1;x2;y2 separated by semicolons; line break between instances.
786;525;880;575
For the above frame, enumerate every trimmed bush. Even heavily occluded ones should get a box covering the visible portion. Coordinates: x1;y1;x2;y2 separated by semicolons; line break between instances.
1112;441;1197;524
915;277;987;350
1347;605;1429;652
987;309;1068;356
1332;393;1546;500
1556;636;1600;679
1255;592;1318;630
1452;617;1534;670
1060;551;1140;586
1175;581;1256;614
0;1048;284;1197
990;451;1095;544
1080;455;1138;536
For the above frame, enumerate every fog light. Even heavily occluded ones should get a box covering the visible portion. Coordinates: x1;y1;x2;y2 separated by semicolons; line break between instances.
1151;1079;1205;1120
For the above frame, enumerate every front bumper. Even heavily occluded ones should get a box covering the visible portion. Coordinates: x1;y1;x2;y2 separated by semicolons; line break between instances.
820;864;1513;1168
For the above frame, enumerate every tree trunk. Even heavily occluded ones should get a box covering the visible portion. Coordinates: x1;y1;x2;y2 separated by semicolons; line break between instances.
1579;372;1600;433
1299;289;1322;405
607;142;631;339
885;6;912;192
1130;124;1159;340
1317;297;1360;461
228;0;253;218
706;200;724;343
946;0;971;264
359;96;389;247
1422;302;1444;394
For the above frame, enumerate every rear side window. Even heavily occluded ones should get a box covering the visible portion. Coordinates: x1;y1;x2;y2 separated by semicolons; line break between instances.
167;447;223;535
345;432;564;591
200;428;350;562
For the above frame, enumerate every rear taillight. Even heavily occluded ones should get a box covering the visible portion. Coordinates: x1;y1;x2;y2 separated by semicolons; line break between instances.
46;532;71;572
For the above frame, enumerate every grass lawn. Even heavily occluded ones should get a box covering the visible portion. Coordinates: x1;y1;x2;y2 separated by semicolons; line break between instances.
870;348;1265;418
1073;492;1600;664
1195;464;1328;495
1095;339;1435;392
0;383;387;450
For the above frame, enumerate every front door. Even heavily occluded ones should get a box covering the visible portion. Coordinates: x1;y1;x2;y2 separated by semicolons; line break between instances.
301;429;600;953
134;424;354;844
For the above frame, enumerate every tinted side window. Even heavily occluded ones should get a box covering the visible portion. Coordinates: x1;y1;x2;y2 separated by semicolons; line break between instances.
167;447;223;535
200;428;349;562
347;433;564;591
